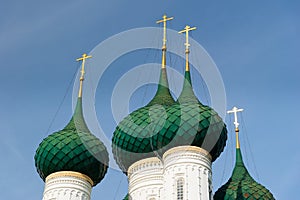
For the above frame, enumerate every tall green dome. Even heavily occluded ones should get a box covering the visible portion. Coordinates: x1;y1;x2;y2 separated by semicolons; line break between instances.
112;66;175;171
35;56;109;186
154;70;227;161
214;148;275;199
112;16;178;172
156;24;227;161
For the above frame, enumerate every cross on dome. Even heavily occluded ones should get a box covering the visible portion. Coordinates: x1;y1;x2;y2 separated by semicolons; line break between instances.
227;106;244;131
156;14;173;68
227;106;244;149
156;14;174;48
178;25;196;51
76;53;92;97
179;25;196;71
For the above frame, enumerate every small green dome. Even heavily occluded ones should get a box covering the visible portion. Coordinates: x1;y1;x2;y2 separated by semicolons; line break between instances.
112;68;175;171
35;98;109;186
214;149;275;200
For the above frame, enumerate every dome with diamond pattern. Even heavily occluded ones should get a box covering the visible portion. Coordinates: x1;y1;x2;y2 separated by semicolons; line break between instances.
112;67;175;171
34;97;109;186
214;148;275;199
153;70;227;161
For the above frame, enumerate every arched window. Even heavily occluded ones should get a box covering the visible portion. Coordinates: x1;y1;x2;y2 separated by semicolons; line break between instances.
176;178;184;200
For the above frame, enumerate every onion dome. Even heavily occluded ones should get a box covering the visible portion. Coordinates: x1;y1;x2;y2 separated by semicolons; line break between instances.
150;25;227;161
154;69;228;161
112;15;176;172
112;66;175;171
34;54;109;186
214;107;275;199
214;148;275;199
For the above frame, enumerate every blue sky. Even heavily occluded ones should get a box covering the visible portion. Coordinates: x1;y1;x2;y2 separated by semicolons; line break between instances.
0;0;299;199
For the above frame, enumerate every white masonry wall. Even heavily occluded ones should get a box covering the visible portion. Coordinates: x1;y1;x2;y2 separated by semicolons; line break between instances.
163;146;212;200
42;171;93;200
127;157;164;200
127;146;212;200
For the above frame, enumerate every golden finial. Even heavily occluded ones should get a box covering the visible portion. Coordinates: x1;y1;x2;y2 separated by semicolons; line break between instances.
156;14;174;68
76;53;92;97
227;106;244;149
179;25;196;71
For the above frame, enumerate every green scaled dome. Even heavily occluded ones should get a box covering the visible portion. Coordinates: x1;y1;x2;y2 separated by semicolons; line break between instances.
112;67;175;171
34;97;109;186
154;71;227;161
214;149;275;199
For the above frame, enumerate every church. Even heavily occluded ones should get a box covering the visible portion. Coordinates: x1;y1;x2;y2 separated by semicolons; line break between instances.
34;15;275;200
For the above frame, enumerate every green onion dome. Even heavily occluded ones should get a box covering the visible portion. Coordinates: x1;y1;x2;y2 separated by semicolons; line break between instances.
153;70;228;161
112;67;175;172
34;97;109;186
214;148;275;199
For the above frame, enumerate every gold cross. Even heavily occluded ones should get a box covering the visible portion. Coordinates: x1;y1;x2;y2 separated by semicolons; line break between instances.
178;25;196;51
156;14;174;48
76;53;92;97
76;53;92;80
179;25;196;71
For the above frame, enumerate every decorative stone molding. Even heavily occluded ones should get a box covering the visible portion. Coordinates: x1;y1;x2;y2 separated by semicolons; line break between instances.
163;146;212;200
163;146;212;162
127;146;213;200
43;171;92;200
128;157;163;200
46;171;93;186
128;157;163;176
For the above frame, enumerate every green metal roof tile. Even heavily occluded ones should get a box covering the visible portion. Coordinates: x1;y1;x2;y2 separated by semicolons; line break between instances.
214;149;275;200
35;97;109;187
112;69;228;171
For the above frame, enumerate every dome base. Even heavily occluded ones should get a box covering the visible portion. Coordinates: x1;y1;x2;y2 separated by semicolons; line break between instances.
127;146;213;200
42;171;92;200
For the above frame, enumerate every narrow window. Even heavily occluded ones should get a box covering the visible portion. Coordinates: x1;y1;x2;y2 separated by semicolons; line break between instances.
177;178;184;200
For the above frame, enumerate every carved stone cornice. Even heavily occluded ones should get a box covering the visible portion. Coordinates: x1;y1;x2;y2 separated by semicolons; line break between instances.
46;171;93;186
